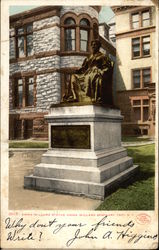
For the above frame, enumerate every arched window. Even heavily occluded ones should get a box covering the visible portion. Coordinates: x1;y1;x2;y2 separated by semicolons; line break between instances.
64;18;76;51
80;18;90;52
61;14;95;53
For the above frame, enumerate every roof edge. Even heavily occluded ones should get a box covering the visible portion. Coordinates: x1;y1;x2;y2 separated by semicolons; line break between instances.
91;6;102;13
10;6;61;22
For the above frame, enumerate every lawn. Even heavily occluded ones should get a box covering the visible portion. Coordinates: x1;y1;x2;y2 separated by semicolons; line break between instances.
9;141;49;148
97;144;155;210
122;136;152;142
9;136;152;148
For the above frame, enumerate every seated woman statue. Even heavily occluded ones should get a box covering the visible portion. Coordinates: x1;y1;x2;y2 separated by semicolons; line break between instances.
63;39;114;105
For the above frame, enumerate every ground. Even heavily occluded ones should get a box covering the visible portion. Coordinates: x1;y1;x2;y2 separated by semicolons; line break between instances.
9;150;101;210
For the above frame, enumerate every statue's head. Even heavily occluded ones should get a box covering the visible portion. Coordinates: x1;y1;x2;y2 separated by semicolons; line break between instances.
91;39;101;53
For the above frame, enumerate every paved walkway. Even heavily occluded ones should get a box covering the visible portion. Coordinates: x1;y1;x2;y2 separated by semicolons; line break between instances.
9;151;101;210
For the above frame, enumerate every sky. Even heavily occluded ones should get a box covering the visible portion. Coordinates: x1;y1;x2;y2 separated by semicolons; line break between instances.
9;6;115;23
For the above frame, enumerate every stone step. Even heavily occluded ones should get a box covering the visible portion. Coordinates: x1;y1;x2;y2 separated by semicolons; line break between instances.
41;147;127;167
100;156;133;182
24;165;139;200
33;156;133;183
101;165;139;197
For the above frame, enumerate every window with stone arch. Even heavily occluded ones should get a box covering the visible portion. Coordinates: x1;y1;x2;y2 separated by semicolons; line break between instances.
61;13;96;53
79;18;90;52
64;17;76;51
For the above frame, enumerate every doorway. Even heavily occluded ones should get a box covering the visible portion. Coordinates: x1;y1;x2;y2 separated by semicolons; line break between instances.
24;120;33;139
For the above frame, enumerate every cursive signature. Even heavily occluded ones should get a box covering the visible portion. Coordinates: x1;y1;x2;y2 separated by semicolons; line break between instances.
66;228;98;247
116;227;158;243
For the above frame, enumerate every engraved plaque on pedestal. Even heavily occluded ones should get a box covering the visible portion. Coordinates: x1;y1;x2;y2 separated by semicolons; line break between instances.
51;125;91;149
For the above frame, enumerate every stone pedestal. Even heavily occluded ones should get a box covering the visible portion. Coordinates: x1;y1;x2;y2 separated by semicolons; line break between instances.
24;104;138;200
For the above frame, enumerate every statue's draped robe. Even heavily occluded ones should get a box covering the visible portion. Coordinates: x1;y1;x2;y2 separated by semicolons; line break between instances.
64;51;114;104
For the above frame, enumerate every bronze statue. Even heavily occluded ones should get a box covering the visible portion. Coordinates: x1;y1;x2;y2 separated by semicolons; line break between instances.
63;39;114;105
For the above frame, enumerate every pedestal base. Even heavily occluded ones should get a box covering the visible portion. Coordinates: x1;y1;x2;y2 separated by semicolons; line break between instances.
24;105;139;200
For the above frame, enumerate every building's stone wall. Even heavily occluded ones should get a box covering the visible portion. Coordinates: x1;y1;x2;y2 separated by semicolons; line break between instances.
36;72;61;111
10;55;60;75
10;37;15;59
10;28;15;59
33;16;60;29
10;107;38;114
60;6;98;19
33;26;60;53
9;78;13;110
61;56;86;68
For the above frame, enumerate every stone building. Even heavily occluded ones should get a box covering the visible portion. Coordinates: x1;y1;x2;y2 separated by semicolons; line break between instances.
112;6;156;136
9;6;116;140
107;15;116;46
